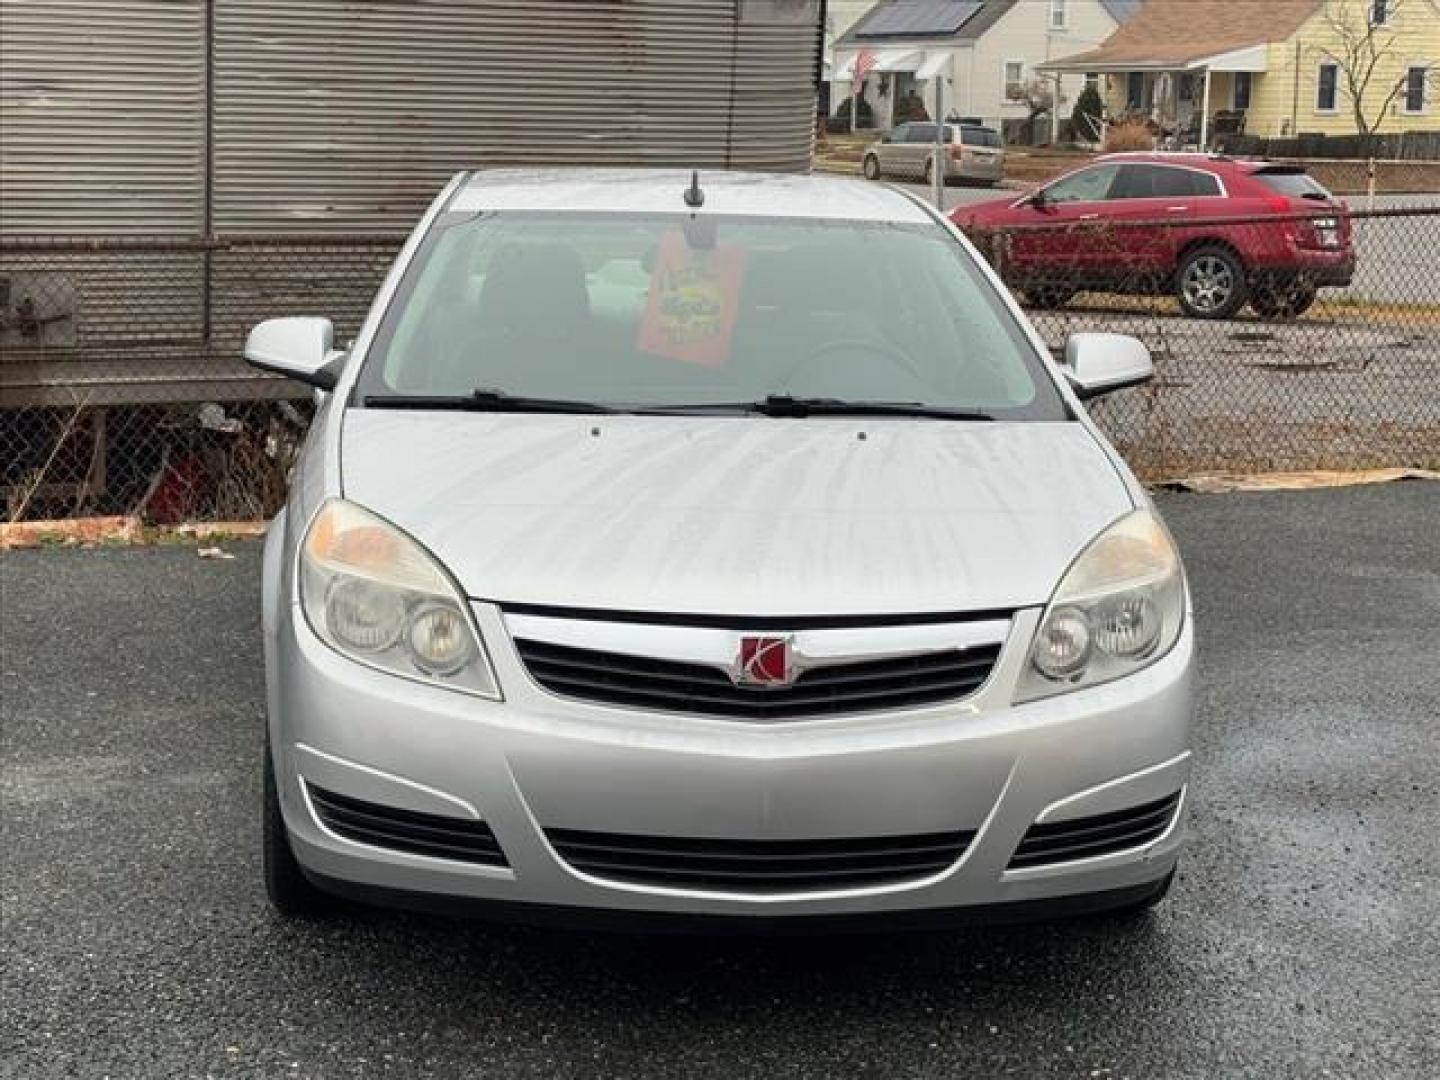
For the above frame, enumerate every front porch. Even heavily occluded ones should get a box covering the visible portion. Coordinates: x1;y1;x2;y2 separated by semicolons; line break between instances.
1040;45;1268;149
829;47;955;131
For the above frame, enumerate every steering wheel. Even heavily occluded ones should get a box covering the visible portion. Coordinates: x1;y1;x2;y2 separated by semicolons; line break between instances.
773;337;924;394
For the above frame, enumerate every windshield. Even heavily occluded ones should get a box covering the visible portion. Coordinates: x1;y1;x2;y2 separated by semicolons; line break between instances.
960;127;1001;148
356;212;1064;419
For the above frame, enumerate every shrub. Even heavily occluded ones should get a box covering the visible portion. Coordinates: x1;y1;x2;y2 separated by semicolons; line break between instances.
830;94;875;129
893;91;929;124
1070;82;1104;144
1104;118;1154;152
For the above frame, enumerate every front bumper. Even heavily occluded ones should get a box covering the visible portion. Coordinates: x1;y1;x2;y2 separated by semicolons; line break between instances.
267;600;1193;922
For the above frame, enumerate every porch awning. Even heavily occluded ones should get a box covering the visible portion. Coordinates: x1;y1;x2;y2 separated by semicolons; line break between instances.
1201;45;1267;73
915;51;952;80
832;48;935;81
1038;43;1268;75
875;48;922;72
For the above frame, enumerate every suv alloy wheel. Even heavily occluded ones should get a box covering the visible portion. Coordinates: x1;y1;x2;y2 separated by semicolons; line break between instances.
1176;245;1248;320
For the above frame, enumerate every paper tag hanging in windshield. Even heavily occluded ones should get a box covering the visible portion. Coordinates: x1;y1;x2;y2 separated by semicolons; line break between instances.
637;231;745;368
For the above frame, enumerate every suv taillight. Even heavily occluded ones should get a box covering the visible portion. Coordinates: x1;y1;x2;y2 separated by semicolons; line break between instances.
1266;196;1339;249
1297;214;1344;249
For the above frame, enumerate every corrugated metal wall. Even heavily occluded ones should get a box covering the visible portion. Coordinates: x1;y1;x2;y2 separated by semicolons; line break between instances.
0;0;208;234
212;0;820;231
1;0;821;237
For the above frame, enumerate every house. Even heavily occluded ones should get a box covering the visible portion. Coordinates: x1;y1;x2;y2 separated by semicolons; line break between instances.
829;0;1143;140
1041;0;1440;145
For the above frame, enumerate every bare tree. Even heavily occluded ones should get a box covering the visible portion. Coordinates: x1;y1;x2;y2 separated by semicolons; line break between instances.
1314;0;1434;153
1016;76;1056;145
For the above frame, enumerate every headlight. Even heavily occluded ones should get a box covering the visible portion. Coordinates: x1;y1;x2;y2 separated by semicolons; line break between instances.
299;499;499;698
1016;510;1185;703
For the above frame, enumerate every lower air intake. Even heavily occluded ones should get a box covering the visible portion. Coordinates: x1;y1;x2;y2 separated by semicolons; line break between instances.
1008;792;1181;870
307;784;507;867
546;827;975;893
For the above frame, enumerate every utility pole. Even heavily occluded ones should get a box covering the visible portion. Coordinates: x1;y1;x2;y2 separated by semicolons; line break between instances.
932;75;945;211
1050;73;1062;145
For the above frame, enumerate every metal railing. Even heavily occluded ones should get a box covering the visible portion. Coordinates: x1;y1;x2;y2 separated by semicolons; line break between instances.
1;234;402;521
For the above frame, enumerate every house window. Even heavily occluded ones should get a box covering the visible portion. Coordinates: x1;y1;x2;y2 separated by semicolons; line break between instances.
1004;60;1025;102
1126;71;1145;111
1370;0;1389;25
1049;0;1068;30
1234;71;1253;110
1404;66;1428;113
1316;62;1339;112
1085;72;1099;93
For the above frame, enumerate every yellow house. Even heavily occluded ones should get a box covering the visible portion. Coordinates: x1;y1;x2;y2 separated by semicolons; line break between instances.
1043;0;1439;145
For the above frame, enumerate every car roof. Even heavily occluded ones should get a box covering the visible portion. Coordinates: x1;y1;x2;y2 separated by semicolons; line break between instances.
1092;152;1268;176
449;168;936;224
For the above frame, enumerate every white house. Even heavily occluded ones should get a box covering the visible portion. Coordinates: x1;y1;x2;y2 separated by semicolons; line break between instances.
832;0;1141;140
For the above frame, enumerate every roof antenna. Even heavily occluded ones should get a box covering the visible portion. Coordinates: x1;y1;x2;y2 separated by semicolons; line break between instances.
683;169;704;209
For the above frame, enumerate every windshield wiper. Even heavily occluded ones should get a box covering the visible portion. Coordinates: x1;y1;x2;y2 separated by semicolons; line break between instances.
362;392;996;421
661;395;996;421
363;388;624;414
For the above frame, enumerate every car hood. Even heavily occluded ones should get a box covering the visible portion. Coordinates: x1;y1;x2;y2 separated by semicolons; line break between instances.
340;411;1132;617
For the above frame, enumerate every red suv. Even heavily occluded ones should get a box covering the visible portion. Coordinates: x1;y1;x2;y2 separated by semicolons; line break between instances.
951;153;1355;320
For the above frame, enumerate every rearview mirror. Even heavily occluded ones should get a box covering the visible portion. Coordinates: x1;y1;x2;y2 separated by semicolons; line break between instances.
1063;333;1153;400
244;317;342;390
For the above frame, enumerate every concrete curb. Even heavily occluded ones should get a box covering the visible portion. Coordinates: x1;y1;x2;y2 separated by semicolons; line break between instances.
0;517;268;550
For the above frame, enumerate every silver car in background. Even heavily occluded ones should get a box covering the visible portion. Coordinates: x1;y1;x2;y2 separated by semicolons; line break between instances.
250;168;1192;929
863;123;1006;186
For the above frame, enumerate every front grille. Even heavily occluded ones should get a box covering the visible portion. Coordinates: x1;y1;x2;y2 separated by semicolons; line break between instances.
513;639;1001;720
546;827;976;893
307;784;507;866
1008;792;1181;870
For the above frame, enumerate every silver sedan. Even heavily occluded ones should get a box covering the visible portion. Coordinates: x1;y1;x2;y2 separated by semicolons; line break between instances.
249;168;1192;929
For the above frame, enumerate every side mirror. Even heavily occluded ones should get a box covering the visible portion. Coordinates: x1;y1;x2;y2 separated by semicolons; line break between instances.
1029;189;1051;211
1063;333;1153;400
244;317;342;390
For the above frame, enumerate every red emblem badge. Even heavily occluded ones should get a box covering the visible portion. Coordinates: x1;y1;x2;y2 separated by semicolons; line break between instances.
734;636;795;688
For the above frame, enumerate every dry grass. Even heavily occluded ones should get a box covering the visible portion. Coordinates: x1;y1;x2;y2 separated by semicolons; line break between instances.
1103;120;1154;153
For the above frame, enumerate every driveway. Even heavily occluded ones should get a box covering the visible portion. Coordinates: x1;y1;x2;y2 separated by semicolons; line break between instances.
3;483;1438;1078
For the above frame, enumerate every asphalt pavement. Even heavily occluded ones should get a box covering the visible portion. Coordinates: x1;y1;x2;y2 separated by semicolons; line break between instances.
3;483;1439;1079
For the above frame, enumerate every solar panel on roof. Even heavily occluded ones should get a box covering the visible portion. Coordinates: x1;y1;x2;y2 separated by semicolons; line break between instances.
856;0;982;38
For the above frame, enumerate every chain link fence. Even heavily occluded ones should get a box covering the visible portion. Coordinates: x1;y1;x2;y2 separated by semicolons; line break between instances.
2;235;402;522
962;205;1440;476
3;208;1438;523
